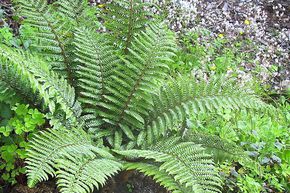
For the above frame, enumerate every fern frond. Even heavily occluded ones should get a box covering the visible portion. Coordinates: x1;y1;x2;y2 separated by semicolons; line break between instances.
142;76;273;144
26;127;96;188
102;23;176;142
103;0;153;52
184;132;249;163
56;155;122;193
74;27;120;131
15;0;73;80
0;45;81;124
124;162;192;193
116;137;222;193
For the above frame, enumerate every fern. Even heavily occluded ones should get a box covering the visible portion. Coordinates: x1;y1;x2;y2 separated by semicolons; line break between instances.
0;1;277;192
0;64;29;104
26;127;93;187
116;137;222;193
141;76;273;145
55;0;97;29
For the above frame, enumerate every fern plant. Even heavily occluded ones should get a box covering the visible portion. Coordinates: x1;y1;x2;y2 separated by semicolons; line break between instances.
0;0;274;192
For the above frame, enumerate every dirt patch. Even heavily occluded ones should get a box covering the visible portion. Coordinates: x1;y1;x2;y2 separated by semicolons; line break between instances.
4;171;169;193
9;181;58;193
99;171;170;193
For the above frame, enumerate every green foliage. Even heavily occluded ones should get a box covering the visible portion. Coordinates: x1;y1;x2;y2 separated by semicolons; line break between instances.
0;45;82;128
73;27;120;131
25;127;121;191
0;27;13;45
14;0;70;76
102;23;176;146
188;104;290;192
142;76;273;145
116;137;222;193
0;103;45;185
102;0;153;52
0;0;276;192
170;29;256;76
0;24;33;50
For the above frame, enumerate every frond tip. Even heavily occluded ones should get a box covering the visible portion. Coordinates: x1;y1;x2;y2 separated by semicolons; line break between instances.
56;156;122;193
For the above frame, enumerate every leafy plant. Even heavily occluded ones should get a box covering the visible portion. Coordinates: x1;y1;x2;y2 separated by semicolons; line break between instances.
0;0;274;193
0;103;45;185
170;29;257;76
187;102;289;192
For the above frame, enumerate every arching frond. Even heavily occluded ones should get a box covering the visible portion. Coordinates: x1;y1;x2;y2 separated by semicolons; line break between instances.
15;0;73;80
116;137;222;193
26;127;97;188
0;45;81;125
141;76;273;145
74;27;120;131
102;24;176;144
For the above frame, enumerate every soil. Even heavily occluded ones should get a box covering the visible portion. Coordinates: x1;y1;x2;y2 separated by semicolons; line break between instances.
98;171;169;193
3;171;169;193
8;181;58;193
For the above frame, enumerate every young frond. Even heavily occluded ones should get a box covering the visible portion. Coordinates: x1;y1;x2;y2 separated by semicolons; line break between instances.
142;76;273;144
25;127;97;188
103;0;153;52
116;137;222;193
74;27;120;131
102;23;176;145
56;155;122;193
0;45;81;125
15;0;73;80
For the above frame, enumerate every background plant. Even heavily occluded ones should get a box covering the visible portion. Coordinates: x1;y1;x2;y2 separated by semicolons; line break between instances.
0;103;45;186
187;98;290;192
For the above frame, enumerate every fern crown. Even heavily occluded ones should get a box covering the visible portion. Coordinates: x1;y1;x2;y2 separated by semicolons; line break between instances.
0;0;273;193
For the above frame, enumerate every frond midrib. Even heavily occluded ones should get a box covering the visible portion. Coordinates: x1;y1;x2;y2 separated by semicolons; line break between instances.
116;39;161;126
